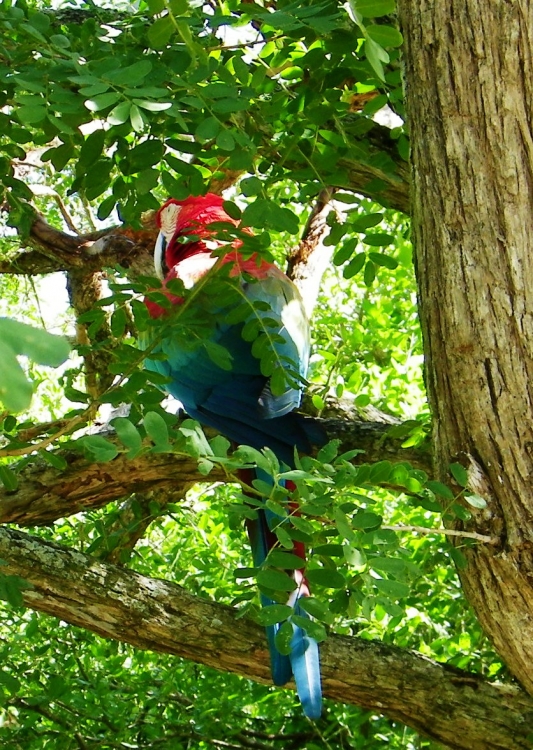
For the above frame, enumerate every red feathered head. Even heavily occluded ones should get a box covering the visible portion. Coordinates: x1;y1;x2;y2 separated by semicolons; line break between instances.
156;193;236;239
153;193;240;279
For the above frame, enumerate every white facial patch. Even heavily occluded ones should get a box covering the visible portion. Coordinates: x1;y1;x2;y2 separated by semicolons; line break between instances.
159;202;182;240
154;203;182;279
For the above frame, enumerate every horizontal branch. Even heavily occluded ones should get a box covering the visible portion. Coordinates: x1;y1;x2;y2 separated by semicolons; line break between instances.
0;526;529;750
0;215;156;277
0;417;431;527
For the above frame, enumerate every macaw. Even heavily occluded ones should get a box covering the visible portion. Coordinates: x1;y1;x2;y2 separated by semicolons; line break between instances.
142;193;322;719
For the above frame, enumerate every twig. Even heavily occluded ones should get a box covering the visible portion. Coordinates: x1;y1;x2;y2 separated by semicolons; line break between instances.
0;414;85;458
382;524;498;545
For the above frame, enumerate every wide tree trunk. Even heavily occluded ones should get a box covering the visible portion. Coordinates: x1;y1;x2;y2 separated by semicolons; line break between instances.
398;0;533;692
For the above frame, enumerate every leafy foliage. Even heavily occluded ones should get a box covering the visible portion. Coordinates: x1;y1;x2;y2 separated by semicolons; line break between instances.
0;317;69;413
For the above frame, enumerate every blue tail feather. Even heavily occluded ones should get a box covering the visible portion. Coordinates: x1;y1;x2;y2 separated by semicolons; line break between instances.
243;469;321;718
289;607;322;719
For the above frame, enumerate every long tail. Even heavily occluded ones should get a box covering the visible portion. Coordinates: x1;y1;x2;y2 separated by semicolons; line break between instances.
242;470;322;719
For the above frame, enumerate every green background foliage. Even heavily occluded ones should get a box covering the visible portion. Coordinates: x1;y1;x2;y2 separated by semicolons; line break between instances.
0;0;498;747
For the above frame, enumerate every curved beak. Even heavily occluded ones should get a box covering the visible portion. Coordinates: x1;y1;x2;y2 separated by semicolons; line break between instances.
154;232;168;280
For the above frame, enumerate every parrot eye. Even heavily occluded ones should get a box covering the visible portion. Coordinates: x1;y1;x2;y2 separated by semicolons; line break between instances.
154;232;168;280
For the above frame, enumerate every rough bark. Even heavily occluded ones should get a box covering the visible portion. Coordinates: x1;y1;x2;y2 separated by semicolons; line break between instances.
0;415;431;527
0;525;530;750
398;0;533;694
287;188;337;317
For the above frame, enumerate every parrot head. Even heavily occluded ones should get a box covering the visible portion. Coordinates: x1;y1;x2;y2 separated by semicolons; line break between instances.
154;194;237;280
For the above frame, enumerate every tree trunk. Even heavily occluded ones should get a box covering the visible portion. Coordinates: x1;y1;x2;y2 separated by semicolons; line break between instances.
398;0;533;692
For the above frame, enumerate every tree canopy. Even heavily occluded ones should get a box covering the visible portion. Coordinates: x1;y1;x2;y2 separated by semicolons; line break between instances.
0;0;531;748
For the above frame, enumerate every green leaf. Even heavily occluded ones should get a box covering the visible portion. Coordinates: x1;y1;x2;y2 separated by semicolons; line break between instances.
195;117;221;142
0;670;21;694
274;620;294;655
464;493;487;509
79;436;119;463
97;196;116;221
298;597;335;624
374;579;410;598
266;550;304;570
333;238;358;266
350;212;383;231
128;140;164;171
343;544;367;567
0;465;18;492
0;342;34;412
108;60;153;86
314;543;345;557
216;130;236;151
370;556;407;575
112;417;143;458
291;616;327;642
343;252;366;279
305;568;345;588
17;105;47;124
79;130;106;169
354;0;396;18
352;511;382;530
368;252;398;269
107;101;131;125
274;526;294;549
39;450;67;470
256;569;297;592
111;307;127;338
130;104;146;132
240;176;263;197
426;480;454;500
0;574;31;608
79;82;110;96
267;204;300;234
364;36;388;81
203;340;232;370
364;233;395;247
144;411;170;448
334;508;355;541
256;604;293;626
84;92;121;111
450;462;468;487
0;319;69;366
369;460;392;483
132;99;172;112
148;16;175;48
449;546;469;569
367;24;403;48
234;567;256;579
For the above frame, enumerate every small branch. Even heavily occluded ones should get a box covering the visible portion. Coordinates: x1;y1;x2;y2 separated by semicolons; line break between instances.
287;187;338;316
383;524;499;545
68;268;115;399
52;193;81;234
0;414;85;459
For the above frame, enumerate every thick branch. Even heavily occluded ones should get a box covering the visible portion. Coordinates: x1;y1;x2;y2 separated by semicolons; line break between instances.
0;215;156;277
287;187;337;316
0;526;529;750
0;417;431;527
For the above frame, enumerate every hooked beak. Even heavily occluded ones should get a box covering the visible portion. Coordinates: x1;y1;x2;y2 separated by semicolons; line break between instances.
154;232;168;280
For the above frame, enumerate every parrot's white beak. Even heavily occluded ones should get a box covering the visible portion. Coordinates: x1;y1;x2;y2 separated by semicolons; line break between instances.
154;232;168;280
